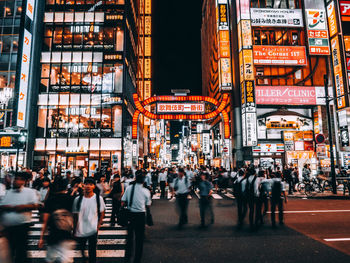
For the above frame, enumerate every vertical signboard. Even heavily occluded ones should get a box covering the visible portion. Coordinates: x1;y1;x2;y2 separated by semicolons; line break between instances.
237;0;257;147
217;0;232;91
16;0;36;127
327;1;339;38
331;36;347;110
305;9;330;55
202;132;210;155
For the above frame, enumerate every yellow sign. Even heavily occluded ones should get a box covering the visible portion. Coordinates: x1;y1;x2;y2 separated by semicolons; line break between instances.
145;58;151;79
0;137;11;147
145;0;151;14
243;49;254;80
145;36;151;57
145;16;152;35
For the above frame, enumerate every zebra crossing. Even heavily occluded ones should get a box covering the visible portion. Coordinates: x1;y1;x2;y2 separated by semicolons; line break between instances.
151;189;236;200
28;198;126;262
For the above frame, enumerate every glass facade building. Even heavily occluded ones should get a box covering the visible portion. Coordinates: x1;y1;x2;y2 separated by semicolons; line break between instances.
33;0;139;176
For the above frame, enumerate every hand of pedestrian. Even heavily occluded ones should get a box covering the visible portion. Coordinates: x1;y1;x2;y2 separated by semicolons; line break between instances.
38;237;44;249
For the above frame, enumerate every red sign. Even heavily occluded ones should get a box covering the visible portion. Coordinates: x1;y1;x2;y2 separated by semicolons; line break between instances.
255;86;325;105
340;1;350;15
253;45;307;66
157;103;205;113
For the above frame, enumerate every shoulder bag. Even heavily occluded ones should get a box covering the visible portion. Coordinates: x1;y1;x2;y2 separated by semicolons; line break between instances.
117;184;136;227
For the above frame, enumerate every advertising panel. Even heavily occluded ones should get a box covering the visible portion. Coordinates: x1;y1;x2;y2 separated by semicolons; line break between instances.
218;2;229;30
255;86;328;105
340;1;350;21
220;58;232;90
331;36;347;109
253;45;307;66
241;20;252;49
250;8;303;27
17;29;32;128
219;30;230;58
26;0;36;21
144;58;151;78
253;143;285;153
243;50;254;80
239;51;244;82
305;9;330;55
242;113;247;147
246;112;257;147
245;80;255;111
157;103;205;114
327;1;338;38
202;132;210;155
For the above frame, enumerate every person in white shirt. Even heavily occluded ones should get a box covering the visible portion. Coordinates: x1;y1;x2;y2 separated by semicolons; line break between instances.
0;172;39;263
174;168;191;228
158;168;167;199
122;171;151;263
73;178;105;263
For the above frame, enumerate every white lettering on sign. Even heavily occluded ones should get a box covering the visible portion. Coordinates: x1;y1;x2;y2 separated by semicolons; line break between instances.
17;29;32;128
157;103;205;113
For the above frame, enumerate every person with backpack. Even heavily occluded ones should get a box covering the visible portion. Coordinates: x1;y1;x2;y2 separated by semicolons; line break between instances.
242;167;260;230
38;177;75;263
174;168;191;229
270;172;287;227
72;178;106;263
121;171;151;263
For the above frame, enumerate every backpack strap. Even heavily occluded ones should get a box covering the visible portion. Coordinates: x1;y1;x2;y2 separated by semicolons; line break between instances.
128;183;136;209
96;193;101;219
77;194;84;211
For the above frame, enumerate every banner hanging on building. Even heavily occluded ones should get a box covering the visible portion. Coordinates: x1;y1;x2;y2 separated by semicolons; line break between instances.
253;45;307;66
250;8;303;27
305;9;330;55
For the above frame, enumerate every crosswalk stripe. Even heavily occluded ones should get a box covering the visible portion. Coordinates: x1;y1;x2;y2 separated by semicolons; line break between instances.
212;193;223;199
29;230;127;236
28;239;126;246
28;249;125;258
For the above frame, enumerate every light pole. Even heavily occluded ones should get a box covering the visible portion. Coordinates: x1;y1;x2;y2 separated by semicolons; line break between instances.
324;75;337;194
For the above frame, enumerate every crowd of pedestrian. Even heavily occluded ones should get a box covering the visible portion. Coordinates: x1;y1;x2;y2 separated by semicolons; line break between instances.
0;162;334;263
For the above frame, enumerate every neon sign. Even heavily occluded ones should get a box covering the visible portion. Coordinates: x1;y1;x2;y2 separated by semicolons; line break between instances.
132;93;230;140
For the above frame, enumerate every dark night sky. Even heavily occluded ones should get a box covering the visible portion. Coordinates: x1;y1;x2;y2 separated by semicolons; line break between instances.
152;0;203;96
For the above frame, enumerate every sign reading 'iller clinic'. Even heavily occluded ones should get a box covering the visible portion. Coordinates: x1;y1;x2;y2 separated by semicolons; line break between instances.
255;86;327;105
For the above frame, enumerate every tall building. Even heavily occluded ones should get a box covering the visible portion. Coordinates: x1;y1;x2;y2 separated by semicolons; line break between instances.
201;0;234;168
32;0;142;175
0;0;43;169
202;0;339;172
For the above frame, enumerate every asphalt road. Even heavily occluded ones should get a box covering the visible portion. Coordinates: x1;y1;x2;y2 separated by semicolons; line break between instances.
142;197;350;263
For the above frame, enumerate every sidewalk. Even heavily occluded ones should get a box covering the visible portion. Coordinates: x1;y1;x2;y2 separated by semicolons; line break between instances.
288;191;350;199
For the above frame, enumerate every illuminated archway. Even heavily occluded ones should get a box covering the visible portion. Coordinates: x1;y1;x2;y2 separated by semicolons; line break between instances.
132;93;230;140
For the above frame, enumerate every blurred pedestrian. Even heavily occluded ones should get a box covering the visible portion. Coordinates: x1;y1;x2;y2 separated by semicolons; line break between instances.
38;177;75;263
198;172;214;228
174;168;191;228
0;172;39;263
110;175;124;227
122;172;151;263
271;173;287;227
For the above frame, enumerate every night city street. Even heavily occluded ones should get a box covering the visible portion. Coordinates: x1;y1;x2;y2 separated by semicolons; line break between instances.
2;0;350;262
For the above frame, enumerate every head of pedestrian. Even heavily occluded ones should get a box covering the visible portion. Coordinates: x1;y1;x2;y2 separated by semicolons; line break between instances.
51;177;68;193
13;171;29;189
84;177;96;195
42;177;51;188
99;176;106;183
135;172;145;184
200;172;208;181
178;168;185;178
258;170;265;178
248;167;256;176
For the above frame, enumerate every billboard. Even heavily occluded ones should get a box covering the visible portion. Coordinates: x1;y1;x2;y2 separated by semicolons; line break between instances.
340;1;350;21
253;45;307;66
327;1;338;38
250;8;303;27
157;103;205;114
331;36;347;109
255;86;328;105
17;29;32;128
305;9;330;55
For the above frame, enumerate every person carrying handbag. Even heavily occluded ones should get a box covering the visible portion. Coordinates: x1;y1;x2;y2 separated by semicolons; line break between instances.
121;171;152;263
